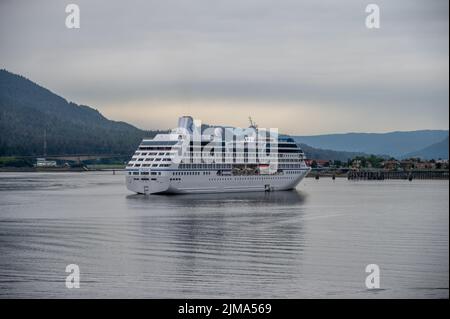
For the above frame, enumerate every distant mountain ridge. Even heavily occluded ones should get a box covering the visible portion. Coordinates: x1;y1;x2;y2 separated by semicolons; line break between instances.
297;143;369;162
404;136;449;160
294;130;449;159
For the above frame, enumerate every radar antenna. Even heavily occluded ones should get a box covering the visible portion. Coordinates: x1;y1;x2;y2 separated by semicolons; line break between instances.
248;116;258;130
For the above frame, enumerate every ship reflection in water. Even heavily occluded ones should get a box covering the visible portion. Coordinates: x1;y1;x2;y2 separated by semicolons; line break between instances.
0;172;448;298
126;187;307;206
126;190;307;298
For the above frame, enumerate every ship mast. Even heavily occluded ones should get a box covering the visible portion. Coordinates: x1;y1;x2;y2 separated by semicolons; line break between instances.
248;116;258;130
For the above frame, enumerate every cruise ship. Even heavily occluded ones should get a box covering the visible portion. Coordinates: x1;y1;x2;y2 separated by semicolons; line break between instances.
126;116;310;194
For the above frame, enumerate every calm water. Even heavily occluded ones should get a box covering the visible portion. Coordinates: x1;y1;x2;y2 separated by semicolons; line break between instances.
0;172;448;298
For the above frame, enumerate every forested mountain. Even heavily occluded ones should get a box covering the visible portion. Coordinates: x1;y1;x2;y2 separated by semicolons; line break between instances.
0;69;163;156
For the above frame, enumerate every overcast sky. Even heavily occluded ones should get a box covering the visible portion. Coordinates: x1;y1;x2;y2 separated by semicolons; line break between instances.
1;0;448;134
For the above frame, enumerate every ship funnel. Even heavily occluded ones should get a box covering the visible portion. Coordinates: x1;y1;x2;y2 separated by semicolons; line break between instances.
177;116;194;134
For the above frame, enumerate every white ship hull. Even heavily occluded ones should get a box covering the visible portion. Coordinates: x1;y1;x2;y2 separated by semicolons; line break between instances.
126;169;310;194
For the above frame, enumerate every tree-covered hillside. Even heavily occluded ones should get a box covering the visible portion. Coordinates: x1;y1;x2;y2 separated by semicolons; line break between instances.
0;69;164;156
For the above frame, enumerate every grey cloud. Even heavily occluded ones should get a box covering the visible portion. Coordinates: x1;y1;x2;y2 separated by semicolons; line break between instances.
0;0;448;132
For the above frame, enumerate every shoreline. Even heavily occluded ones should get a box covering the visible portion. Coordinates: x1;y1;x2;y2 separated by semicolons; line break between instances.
1;167;448;180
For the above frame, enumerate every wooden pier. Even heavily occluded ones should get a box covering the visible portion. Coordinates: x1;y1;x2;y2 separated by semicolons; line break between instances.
347;170;449;180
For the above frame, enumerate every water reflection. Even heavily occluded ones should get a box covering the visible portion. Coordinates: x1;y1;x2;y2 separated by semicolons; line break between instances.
126;190;308;297
126;189;307;208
